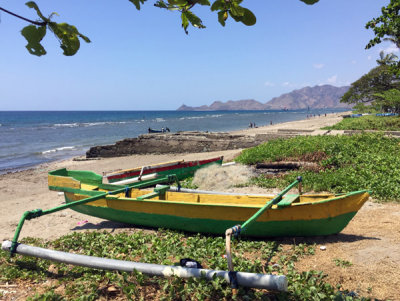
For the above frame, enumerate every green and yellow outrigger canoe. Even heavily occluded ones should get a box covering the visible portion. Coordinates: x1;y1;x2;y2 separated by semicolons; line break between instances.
48;168;370;237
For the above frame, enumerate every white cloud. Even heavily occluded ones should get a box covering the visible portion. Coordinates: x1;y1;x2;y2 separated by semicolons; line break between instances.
264;81;275;87
327;75;338;85
383;44;399;54
313;63;324;69
351;60;357;64
282;82;290;87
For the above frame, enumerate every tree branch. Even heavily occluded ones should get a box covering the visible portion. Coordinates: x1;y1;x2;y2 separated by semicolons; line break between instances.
0;7;46;26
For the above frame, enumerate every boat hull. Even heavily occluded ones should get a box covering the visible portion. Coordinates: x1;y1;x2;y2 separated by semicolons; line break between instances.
64;190;369;237
106;156;223;183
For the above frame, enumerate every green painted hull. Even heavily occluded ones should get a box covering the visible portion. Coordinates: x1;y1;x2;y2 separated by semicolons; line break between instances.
66;195;358;237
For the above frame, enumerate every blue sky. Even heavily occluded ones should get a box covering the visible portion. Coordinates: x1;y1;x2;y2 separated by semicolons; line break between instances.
0;0;395;110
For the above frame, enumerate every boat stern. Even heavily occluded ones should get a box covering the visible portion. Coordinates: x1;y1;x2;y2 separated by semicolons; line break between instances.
48;168;103;192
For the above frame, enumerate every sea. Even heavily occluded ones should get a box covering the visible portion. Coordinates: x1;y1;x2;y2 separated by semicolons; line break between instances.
0;109;344;174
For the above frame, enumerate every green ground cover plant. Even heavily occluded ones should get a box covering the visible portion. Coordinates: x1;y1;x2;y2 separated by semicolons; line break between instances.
0;230;369;300
323;115;400;131
333;259;353;268
236;133;400;201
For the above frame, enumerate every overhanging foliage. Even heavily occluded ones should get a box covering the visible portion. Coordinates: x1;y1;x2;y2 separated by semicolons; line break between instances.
2;0;321;56
340;65;400;105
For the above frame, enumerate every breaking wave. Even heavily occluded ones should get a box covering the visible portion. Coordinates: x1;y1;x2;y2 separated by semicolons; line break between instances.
53;121;129;128
41;146;77;155
179;114;223;120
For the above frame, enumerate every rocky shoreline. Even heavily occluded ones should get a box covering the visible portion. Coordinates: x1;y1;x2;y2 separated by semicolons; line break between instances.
86;131;299;158
86;112;400;158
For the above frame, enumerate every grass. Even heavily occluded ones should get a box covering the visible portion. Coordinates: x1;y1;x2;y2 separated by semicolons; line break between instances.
333;259;353;268
236;133;400;201
0;230;370;300
323;115;400;131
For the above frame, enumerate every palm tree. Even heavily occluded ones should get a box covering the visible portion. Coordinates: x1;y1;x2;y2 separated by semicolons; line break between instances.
384;36;400;49
376;50;399;66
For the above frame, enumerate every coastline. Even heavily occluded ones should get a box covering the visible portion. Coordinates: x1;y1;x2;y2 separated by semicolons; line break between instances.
0;109;346;175
0;111;349;241
1;110;399;300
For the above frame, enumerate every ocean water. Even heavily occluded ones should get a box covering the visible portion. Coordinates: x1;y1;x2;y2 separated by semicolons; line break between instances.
0;109;343;174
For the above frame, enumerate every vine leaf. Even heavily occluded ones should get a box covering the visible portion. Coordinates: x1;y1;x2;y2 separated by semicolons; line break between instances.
21;25;47;56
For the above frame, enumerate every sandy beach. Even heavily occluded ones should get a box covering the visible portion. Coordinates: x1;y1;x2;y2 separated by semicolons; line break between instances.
1;111;399;300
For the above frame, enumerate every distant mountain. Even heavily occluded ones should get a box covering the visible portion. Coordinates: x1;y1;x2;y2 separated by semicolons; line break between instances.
177;85;351;111
177;99;265;111
264;85;351;110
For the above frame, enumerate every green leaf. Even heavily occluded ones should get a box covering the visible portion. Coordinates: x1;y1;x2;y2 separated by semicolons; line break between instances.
230;5;245;17
168;0;187;5
181;12;189;34
184;10;205;29
48;22;90;56
241;8;256;26
25;1;47;21
211;0;224;11
228;10;242;22
129;0;147;10
300;0;320;4
21;25;47;56
154;0;168;9
217;10;227;26
197;0;210;6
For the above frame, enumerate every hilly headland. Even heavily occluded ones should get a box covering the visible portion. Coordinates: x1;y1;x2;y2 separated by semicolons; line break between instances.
177;84;351;111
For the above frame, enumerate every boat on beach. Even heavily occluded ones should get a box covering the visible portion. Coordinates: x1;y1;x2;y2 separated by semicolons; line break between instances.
148;127;170;133
48;168;370;237
105;156;224;184
3;167;369;292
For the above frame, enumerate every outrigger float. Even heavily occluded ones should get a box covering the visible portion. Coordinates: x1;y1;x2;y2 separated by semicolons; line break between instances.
3;165;370;292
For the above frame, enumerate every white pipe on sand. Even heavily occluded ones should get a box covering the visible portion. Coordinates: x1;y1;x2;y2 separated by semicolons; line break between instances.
221;162;236;167
2;241;287;291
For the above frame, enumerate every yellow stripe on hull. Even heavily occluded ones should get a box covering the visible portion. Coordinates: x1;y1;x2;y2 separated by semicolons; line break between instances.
65;191;369;223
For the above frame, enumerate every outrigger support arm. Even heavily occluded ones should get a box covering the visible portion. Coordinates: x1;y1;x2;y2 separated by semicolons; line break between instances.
224;177;302;291
241;176;302;233
10;174;181;256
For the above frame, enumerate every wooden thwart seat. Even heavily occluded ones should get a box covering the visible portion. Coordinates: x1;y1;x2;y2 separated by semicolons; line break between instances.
276;194;300;208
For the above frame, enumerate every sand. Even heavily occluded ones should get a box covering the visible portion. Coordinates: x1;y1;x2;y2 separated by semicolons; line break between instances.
1;111;399;300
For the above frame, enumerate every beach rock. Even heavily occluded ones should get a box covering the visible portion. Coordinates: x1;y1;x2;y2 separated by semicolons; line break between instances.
86;131;296;158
